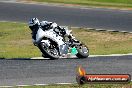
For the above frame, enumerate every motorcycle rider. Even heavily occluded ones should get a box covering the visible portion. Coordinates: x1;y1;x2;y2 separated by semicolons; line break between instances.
28;18;78;45
28;18;40;45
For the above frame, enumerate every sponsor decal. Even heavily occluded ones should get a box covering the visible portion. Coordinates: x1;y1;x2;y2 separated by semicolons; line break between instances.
76;66;131;85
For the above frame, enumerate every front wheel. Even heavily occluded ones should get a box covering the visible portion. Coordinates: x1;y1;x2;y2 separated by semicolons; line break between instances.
38;42;59;60
76;44;89;58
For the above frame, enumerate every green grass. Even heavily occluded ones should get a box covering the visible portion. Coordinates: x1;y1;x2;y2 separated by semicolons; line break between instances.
72;28;132;55
14;83;132;88
0;22;41;58
0;22;132;58
25;0;132;8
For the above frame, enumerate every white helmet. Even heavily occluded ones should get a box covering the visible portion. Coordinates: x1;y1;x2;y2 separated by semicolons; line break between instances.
28;18;40;26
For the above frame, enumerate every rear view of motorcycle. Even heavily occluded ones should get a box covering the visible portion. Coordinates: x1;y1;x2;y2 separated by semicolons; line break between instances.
31;24;89;60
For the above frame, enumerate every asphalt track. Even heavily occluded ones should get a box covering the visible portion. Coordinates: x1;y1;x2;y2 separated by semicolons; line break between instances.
0;55;132;86
0;1;132;86
0;1;132;32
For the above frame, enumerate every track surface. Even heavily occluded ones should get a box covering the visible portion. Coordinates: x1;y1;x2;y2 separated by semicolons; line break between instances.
0;55;132;86
0;1;132;86
0;2;132;32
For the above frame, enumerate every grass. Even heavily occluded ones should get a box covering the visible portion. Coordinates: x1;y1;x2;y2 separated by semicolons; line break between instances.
23;0;132;8
73;28;132;55
0;22;132;58
14;83;132;88
0;22;41;58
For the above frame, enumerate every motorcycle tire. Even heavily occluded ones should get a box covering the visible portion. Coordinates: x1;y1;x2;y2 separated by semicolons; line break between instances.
38;42;59;60
76;44;89;58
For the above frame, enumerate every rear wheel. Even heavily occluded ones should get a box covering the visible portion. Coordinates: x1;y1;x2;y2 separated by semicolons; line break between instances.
76;44;89;58
38;41;59;60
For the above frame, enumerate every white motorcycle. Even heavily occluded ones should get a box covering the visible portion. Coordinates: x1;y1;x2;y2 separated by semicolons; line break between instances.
33;25;89;60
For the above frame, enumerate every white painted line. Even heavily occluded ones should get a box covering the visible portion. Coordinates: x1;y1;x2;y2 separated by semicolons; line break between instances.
30;83;75;86
89;53;132;57
0;20;26;24
86;28;96;30
95;29;106;31
0;21;132;33
34;84;49;86
16;85;31;87
31;56;77;59
107;30;119;32
120;31;129;33
0;86;13;88
31;53;132;59
71;26;132;33
31;57;50;60
71;27;80;29
55;83;73;85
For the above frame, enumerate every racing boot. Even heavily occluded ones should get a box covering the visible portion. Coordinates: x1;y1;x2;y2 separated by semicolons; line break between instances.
68;34;80;43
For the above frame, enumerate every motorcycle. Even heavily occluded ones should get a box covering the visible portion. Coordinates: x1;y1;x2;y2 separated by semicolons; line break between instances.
33;25;89;60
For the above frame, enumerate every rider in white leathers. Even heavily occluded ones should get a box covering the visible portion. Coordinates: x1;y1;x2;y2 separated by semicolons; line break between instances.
28;18;77;45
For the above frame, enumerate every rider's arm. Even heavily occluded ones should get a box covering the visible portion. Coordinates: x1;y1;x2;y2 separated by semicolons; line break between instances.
57;26;66;35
